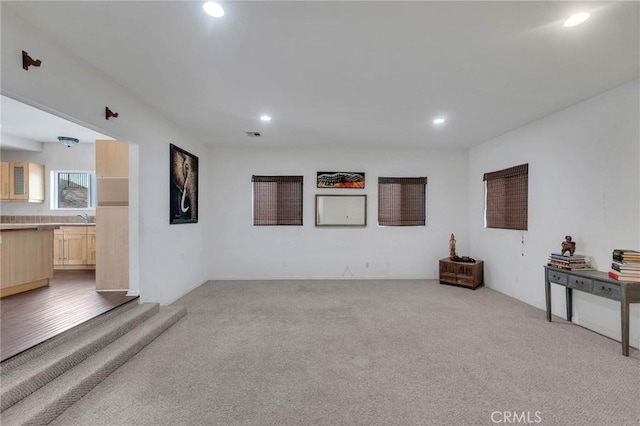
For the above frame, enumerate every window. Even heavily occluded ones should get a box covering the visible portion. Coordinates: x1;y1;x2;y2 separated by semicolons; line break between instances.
51;171;97;209
378;177;427;226
483;163;528;230
252;175;303;225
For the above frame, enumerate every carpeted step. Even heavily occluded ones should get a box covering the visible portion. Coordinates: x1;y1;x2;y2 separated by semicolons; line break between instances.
1;305;186;426
0;302;158;412
0;298;140;374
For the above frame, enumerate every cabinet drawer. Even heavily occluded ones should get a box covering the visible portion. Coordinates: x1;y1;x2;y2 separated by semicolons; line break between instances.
593;281;621;301
440;273;456;282
568;276;593;292
547;269;568;285
59;226;89;234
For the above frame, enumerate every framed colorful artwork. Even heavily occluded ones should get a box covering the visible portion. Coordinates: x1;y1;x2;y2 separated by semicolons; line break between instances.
316;171;365;188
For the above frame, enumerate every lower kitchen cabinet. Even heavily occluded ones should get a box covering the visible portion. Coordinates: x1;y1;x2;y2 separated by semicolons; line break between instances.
53;226;96;270
87;227;96;265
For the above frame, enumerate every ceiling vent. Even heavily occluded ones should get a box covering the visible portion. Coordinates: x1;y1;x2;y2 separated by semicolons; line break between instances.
246;131;262;137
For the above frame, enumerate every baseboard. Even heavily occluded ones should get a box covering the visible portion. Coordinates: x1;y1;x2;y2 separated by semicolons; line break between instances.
0;278;49;298
54;265;96;270
162;279;208;306
207;275;430;281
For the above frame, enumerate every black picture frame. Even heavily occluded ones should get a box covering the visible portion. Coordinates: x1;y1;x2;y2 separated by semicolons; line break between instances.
170;143;198;224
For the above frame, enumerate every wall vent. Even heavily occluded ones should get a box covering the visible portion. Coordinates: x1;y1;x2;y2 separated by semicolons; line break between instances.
246;131;262;137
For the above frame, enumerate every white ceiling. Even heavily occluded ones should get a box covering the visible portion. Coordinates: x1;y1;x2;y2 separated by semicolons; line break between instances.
2;1;639;150
1;95;111;150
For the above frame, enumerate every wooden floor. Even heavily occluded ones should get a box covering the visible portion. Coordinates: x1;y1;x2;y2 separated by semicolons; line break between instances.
0;270;137;362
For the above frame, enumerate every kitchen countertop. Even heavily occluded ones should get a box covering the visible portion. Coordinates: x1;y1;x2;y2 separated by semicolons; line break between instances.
0;223;96;231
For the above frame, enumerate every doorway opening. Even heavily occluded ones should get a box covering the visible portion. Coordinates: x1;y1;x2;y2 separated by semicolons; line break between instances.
0;95;140;361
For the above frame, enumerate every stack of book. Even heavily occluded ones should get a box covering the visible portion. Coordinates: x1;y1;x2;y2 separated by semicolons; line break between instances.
609;249;640;282
547;253;590;270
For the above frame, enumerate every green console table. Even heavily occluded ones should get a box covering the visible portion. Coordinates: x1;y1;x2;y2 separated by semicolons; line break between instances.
544;265;640;356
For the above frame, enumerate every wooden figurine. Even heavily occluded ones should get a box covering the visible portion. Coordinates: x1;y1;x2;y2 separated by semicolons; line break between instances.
561;235;576;256
449;233;456;258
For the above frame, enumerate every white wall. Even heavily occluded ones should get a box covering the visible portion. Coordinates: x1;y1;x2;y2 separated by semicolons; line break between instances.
208;147;469;280
469;80;640;348
1;143;95;216
1;8;211;305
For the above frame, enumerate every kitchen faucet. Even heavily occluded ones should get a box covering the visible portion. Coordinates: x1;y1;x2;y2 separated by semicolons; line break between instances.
77;213;90;223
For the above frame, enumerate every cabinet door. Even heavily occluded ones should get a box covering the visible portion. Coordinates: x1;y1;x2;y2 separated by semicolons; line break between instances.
9;163;28;200
0;162;10;200
27;163;45;202
96;207;129;289
53;231;65;266
86;229;96;265
96;140;129;178
64;233;88;265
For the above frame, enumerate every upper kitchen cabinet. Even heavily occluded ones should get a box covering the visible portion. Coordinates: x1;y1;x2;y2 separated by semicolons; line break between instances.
0;162;9;199
0;162;45;202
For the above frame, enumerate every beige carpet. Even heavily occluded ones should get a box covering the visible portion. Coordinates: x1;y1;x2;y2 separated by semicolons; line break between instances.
50;280;640;425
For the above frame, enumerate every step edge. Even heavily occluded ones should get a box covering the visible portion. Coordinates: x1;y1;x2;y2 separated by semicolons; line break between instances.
2;303;158;381
0;298;140;372
0;303;161;412
1;307;186;426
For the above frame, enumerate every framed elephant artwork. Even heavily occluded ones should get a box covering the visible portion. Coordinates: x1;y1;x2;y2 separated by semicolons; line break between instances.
170;144;198;224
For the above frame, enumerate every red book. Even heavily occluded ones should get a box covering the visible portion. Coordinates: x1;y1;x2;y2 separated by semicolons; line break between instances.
609;270;640;282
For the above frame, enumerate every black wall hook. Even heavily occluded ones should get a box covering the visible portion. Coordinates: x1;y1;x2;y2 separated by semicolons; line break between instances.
105;106;119;120
22;51;42;71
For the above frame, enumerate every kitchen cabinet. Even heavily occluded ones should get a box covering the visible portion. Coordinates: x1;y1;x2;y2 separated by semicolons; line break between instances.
87;227;96;265
96;140;129;290
53;226;96;269
96;207;128;288
0;162;45;202
1;226;54;298
96;141;128;178
0;162;10;199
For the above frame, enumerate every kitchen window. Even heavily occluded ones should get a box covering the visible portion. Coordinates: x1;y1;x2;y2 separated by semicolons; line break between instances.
51;171;97;210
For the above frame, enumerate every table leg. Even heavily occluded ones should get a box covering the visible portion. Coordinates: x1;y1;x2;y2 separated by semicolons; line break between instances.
566;287;573;322
621;294;629;357
545;278;552;322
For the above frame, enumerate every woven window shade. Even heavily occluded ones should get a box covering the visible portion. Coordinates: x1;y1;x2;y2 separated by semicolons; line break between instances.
483;164;528;230
378;177;427;226
252;175;303;225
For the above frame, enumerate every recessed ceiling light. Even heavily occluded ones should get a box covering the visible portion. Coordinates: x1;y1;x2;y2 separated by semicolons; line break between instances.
564;12;590;27
260;115;272;122
433;117;446;125
203;2;224;18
